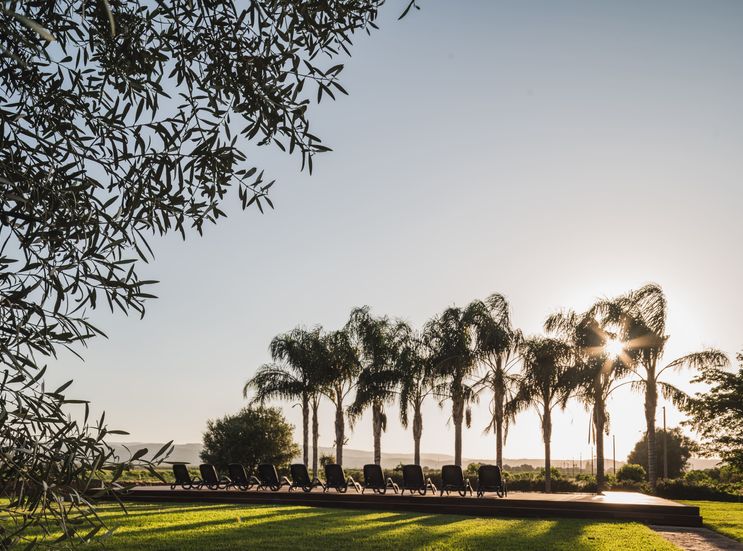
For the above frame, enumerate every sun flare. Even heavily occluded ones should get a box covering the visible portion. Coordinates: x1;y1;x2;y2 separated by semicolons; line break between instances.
604;338;624;358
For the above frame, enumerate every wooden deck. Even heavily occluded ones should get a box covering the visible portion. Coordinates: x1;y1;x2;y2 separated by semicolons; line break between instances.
122;486;702;527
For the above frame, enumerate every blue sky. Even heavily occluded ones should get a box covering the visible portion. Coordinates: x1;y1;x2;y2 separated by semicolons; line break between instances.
49;0;743;463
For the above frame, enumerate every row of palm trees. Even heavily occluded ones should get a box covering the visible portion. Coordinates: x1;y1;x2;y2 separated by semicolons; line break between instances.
244;284;728;492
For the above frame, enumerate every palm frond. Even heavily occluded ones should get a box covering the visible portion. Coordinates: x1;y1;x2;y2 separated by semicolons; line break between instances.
661;349;729;378
658;381;690;409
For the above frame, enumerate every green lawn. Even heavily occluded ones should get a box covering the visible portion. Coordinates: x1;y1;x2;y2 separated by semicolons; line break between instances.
684;501;743;543
37;502;678;550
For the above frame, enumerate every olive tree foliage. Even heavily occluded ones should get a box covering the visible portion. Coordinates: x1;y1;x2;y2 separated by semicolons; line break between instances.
1;0;417;547
0;370;173;550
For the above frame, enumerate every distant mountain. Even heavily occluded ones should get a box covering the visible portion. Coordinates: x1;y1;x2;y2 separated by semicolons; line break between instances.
111;442;649;471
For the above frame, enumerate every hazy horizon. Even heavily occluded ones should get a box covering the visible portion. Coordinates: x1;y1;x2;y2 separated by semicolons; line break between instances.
45;0;743;465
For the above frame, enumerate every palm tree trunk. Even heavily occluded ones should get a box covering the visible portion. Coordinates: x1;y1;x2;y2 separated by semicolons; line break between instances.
645;378;658;489
412;404;423;466
334;390;345;466
494;384;505;469
452;394;464;466
301;394;309;468
593;376;606;492
372;401;383;465
311;396;320;478
594;402;606;492
543;405;552;493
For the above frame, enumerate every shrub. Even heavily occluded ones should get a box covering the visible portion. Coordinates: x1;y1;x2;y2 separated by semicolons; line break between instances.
465;463;481;476
617;463;647;483
655;479;743;501
201;407;299;473
537;467;562;480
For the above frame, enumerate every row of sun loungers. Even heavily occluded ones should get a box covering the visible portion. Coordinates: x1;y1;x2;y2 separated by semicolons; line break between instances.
171;463;507;498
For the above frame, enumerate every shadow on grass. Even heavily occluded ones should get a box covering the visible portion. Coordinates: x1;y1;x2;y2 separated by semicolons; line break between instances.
96;501;668;551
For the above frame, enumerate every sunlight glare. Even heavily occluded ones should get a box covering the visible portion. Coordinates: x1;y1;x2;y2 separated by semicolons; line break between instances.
604;338;624;358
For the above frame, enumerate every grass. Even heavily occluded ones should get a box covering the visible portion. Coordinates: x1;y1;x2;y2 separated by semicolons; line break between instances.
683;500;743;543
32;502;678;550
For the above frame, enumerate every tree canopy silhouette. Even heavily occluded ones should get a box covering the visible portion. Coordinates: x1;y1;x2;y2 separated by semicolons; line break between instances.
626;428;697;479
201;406;299;473
682;351;743;471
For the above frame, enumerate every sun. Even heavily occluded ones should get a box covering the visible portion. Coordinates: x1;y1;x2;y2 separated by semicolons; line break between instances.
604;338;624;358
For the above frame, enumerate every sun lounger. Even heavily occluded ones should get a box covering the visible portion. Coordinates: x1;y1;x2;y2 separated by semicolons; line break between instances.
171;464;202;490
256;463;291;491
227;463;260;491
361;464;399;494
199;463;231;490
400;464;437;495
476;464;508;498
289;463;325;492
323;463;361;493
439;464;473;496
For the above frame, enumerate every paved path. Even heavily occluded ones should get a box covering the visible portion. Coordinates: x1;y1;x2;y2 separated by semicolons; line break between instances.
652;526;743;551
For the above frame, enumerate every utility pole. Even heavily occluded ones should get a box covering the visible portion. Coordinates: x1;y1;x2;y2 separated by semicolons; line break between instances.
613;434;616;476
591;445;594;476
663;406;668;480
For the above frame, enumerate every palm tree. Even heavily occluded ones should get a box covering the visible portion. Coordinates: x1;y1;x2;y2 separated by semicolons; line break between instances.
394;323;435;466
545;308;630;492
468;294;522;469
317;328;361;466
347;306;398;465
425;306;478;466
508;336;574;493
592;283;728;489
244;326;323;474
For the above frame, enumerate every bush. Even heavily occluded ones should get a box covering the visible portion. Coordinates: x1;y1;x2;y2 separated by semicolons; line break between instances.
537;467;562;480
617;463;647;483
465;463;481;476
655;479;743;501
201;407;299;473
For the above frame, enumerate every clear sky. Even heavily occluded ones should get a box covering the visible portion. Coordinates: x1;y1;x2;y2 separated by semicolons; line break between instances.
48;0;743;463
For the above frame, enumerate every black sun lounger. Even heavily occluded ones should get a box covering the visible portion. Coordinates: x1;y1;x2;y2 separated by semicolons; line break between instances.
227;463;260;491
476;464;508;498
171;464;202;490
401;464;437;495
199;464;231;490
439;464;473;497
323;463;361;493
289;463;325;492
256;464;291;491
361;464;399;495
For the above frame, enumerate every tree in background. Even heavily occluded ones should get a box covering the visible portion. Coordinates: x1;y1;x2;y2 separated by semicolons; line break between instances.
347;307;399;465
593;284;728;489
426;306;478;466
395;324;436;466
201;407;299;473
0;0;411;545
244;326;324;476
508;336;574;493
626;428;697;479
469;294;522;469
545;307;630;492
318;329;361;466
681;352;743;471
